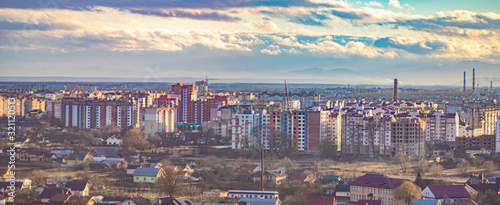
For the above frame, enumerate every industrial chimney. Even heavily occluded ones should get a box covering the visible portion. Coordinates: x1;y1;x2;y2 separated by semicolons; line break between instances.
394;79;398;103
472;68;475;93
464;71;466;92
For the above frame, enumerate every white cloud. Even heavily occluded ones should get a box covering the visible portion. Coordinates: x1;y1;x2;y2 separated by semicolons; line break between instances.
252;21;281;32
260;49;281;55
388;0;402;9
365;1;383;8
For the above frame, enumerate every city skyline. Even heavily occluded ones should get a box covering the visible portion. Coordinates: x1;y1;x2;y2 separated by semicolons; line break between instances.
1;0;499;85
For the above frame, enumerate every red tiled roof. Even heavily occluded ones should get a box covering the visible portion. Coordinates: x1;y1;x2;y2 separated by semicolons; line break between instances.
305;196;335;205
349;175;407;189
427;185;471;199
50;193;72;202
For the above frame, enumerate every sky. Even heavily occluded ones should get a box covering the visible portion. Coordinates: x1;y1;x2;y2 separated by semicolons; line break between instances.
0;0;499;86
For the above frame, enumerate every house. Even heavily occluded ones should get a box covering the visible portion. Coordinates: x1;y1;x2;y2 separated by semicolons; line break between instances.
305;196;335;205
356;200;381;205
67;196;97;205
119;197;151;205
49;193;73;205
157;197;195;205
133;167;165;183
413;199;442;205
227;190;279;199
334;183;350;199
47;177;69;185
90;147;121;158
422;185;476;203
101;196;131;204
252;171;287;184
349;174;410;205
127;165;141;175
0;169;11;180
17;148;44;162
39;188;72;203
466;174;489;185
289;172;317;184
238;198;281;205
469;183;500;194
449;199;478;205
49;149;72;158
487;175;500;183
64;181;90;196
98;158;128;169
106;136;122;146
465;145;491;155
65;152;93;165
321;175;343;185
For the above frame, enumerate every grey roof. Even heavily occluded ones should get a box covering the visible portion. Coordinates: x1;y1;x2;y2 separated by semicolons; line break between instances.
133;167;162;177
93;147;119;154
413;199;441;205
239;198;280;205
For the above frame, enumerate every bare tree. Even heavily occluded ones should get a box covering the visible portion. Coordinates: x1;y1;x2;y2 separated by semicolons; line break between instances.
393;153;411;173
394;181;422;205
157;165;184;197
429;163;443;176
457;161;471;176
413;159;429;174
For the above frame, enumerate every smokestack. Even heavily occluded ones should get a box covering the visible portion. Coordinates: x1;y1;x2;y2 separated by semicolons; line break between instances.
491;81;493;91
473;68;475;93
464;71;466;92
394;79;398;103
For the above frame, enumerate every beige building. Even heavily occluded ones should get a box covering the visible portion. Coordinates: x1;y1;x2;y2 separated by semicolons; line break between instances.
391;117;426;159
143;107;175;136
350;174;412;205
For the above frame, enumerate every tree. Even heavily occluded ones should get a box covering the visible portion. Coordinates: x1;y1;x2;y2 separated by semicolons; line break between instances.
157;165;184;197
471;156;485;173
413;159;428;174
120;129;151;152
394;181;422;205
482;160;497;174
393;153;411;173
429;163;443;176
319;138;338;159
457;160;471;176
472;189;500;205
414;172;426;189
29;170;48;187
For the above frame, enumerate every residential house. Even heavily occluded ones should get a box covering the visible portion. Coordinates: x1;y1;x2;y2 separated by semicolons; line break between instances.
356;200;381;205
466;174;489;185
67;196;97;205
127;165;141;175
133;167;165;183
465;145;491;155
289;172;317;184
227;190;279;199
39;188;72;203
413;199;442;205
99;158;128;169
157;197;195;205
238;198;282;205
0;169;11;180
349;174;410;205
119;197;151;205
90;147;121;158
106;136;122;146
449;199;478;205
100;196;131;204
46;177;69;185
64;152;93;165
305;196;335;205
64;181;90;196
334;182;351;199
469;183;500;194
422;185;477;204
18;148;44;162
252;171;287;184
321;175;343;185
49;193;73;205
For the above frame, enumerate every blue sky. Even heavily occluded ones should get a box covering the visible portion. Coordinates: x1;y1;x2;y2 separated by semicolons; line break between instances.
0;0;499;85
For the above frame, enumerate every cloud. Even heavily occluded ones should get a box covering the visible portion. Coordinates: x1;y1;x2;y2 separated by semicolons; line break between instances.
260;48;281;55
253;21;281;32
365;1;383;8
387;0;402;9
128;8;241;22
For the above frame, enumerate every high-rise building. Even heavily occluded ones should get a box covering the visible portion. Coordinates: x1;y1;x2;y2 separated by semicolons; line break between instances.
496;116;500;153
231;113;261;150
143;107;175;136
170;83;197;123
307;110;331;151
391;117;426;159
417;111;459;146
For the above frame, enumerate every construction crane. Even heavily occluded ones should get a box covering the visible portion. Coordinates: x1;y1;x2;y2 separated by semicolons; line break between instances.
285;80;291;114
205;76;219;94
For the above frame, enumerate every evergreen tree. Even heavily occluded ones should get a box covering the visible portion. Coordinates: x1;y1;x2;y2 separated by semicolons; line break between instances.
415;172;426;189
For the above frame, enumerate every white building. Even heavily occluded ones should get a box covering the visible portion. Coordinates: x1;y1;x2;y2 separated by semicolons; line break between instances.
231;113;260;150
106;135;122;146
